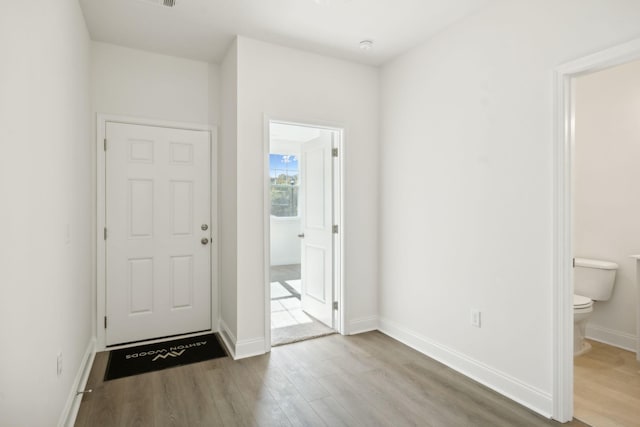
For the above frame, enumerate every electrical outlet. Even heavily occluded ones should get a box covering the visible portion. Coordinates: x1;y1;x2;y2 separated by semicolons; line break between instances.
471;310;482;328
57;352;63;377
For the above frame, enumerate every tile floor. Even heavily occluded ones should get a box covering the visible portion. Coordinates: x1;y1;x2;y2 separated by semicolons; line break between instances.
270;291;314;329
270;273;314;329
270;264;333;342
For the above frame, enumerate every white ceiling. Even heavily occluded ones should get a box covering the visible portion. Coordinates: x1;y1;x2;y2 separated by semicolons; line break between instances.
79;0;489;66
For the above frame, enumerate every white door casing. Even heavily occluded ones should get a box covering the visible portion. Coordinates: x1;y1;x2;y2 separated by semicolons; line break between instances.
300;132;334;328
105;122;211;345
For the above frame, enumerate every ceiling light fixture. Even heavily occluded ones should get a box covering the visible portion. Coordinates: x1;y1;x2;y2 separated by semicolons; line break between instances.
359;40;374;51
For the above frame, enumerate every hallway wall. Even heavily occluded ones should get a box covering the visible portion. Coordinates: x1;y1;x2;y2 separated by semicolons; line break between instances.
227;37;379;352
379;0;640;417
0;1;92;424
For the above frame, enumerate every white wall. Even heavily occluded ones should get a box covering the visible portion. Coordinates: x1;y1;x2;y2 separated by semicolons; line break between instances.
574;59;640;351
234;36;379;345
0;1;92;425
92;42;214;125
219;40;239;343
91;42;221;341
209;64;221;127
379;0;640;417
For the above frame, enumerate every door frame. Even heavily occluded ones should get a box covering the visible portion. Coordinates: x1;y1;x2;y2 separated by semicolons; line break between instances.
96;114;218;351
263;117;345;352
552;38;640;422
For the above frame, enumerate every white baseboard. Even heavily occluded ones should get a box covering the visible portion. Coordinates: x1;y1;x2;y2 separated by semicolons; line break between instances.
586;324;637;352
58;338;96;427
378;317;553;418
348;316;379;335
235;336;266;359
219;319;237;359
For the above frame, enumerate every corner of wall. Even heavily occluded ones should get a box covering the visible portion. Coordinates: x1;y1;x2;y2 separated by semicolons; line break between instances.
218;318;237;359
347;316;379;335
234;337;266;360
219;318;264;360
378;317;553;418
57;338;96;427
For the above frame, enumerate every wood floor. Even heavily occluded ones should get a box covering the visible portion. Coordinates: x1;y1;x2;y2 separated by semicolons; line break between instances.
574;340;640;427
76;331;587;427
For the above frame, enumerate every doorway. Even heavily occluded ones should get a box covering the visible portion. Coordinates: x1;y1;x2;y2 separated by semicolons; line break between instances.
265;120;342;347
571;59;640;426
553;38;640;423
96;116;217;350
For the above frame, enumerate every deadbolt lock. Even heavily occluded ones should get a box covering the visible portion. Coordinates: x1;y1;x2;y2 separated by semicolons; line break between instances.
201;224;209;231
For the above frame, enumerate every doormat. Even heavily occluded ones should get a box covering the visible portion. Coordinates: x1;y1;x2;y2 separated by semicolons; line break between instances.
272;319;335;347
104;333;227;381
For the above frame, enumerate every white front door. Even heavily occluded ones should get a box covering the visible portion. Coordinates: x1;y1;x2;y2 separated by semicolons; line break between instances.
300;133;334;328
105;122;211;346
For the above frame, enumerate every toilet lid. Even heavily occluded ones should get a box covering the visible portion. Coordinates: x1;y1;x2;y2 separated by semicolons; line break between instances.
573;294;593;309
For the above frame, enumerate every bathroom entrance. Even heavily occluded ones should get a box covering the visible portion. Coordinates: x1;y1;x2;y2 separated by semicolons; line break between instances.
555;43;640;425
571;59;640;426
265;120;342;347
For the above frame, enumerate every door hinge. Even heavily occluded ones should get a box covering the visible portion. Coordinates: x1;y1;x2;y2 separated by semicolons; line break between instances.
572;257;575;268
103;138;107;151
332;148;338;157
104;227;107;240
333;224;339;234
104;316;107;329
333;301;338;311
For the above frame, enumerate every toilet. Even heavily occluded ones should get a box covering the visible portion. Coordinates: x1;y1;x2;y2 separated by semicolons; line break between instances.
573;257;618;356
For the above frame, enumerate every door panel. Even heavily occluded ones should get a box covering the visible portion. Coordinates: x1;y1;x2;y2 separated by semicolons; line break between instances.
105;122;211;346
300;132;334;328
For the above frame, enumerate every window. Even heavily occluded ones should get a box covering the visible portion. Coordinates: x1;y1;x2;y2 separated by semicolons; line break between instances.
270;154;299;217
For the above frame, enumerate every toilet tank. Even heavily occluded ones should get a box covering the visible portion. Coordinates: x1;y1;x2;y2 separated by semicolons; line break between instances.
574;257;618;301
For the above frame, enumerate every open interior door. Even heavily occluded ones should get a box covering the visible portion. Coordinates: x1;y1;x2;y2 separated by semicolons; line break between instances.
300;132;334;328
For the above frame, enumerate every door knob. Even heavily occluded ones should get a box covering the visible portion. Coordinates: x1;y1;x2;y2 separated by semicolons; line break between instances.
201;238;209;245
297;233;305;238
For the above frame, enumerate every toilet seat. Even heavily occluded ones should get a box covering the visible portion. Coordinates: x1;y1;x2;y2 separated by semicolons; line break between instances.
573;294;593;310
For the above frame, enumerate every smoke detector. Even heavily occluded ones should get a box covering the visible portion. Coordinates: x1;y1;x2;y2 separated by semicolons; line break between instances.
136;0;176;7
359;40;374;51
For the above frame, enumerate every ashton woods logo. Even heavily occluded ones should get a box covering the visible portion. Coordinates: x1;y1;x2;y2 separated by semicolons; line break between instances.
125;341;207;362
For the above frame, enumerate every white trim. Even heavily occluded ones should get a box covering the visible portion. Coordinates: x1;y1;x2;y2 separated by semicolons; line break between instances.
96;114;218;351
633;258;640;361
235;336;267;359
552;65;575;424
553;37;640;422
347;316;378;335
210;126;220;334
57;338;96;427
103;330;216;352
334;128;345;335
263;117;346;353
219;318;237;359
379;318;553;418
586;324;637;352
263;116;272;353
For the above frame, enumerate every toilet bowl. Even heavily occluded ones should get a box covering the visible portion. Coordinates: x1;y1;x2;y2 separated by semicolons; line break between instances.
573;294;594;356
573;257;617;356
